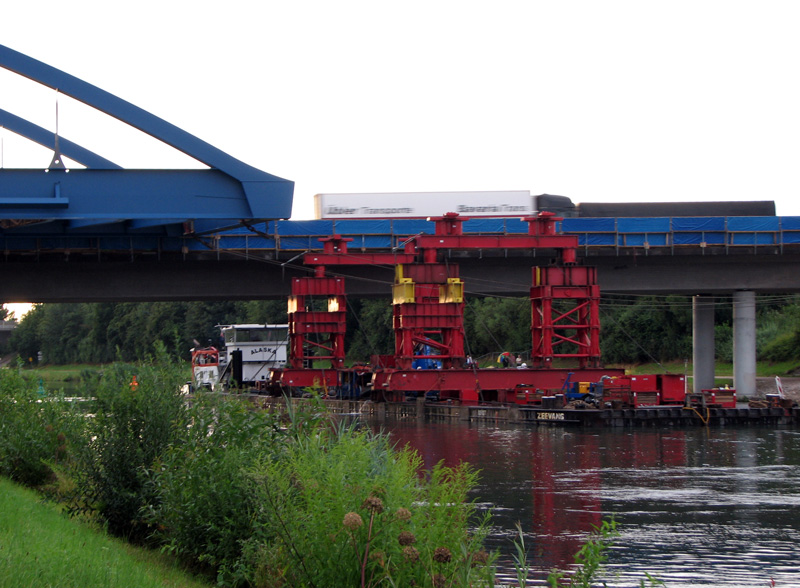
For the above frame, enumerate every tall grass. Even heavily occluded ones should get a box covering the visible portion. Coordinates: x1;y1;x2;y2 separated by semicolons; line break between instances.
0;477;210;588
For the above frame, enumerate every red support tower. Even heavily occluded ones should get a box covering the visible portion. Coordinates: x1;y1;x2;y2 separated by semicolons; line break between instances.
530;265;601;368
392;263;465;370
287;236;351;372
287;275;347;370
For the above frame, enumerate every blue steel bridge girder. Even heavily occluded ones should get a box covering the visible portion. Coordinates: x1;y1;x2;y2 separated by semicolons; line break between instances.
0;108;122;169
0;44;293;233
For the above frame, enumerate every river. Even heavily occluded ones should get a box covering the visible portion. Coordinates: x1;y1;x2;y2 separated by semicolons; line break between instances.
374;420;800;587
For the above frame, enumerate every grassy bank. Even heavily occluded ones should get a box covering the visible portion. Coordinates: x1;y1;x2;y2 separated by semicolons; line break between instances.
614;359;800;378
0;477;211;588
22;364;187;394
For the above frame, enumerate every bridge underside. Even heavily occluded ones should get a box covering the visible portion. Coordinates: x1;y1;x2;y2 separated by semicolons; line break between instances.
1;253;798;303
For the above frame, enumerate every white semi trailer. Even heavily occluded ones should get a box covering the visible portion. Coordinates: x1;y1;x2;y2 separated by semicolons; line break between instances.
314;190;544;219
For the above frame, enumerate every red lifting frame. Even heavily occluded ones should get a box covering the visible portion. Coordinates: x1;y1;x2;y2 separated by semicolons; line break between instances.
531;266;601;368
287;216;599;402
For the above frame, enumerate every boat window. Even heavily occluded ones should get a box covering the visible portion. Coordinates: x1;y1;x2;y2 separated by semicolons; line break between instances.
223;327;288;344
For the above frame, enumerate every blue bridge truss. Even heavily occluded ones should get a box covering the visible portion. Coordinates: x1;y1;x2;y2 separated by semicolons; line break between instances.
0;44;294;238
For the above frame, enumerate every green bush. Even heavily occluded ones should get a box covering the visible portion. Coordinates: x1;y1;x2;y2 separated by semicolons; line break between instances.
66;346;188;541
0;364;73;487
242;405;495;588
760;330;800;362
145;393;286;583
148;396;495;587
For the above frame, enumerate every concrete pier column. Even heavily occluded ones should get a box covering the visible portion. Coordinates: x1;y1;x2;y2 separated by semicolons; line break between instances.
692;295;716;393
733;290;757;397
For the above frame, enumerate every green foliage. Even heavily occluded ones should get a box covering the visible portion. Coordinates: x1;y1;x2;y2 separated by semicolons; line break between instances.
0;364;74;487
760;330;800;363
600;296;693;364
714;324;734;363
2;347;495;585
146;395;495;586
8;303;44;362
66;344;188;541
240;299;288;325
347;298;395;360
243;407;495;588
757;302;800;362
145;394;285;582
8;301;251;364
465;297;531;358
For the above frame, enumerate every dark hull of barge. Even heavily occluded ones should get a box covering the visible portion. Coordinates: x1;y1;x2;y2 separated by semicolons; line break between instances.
248;397;800;428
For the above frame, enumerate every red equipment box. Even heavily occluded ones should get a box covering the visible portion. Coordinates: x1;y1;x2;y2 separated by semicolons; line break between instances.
629;375;658;392
658;374;687;405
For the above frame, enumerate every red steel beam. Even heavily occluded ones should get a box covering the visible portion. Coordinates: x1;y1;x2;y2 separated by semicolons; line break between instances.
373;367;624;392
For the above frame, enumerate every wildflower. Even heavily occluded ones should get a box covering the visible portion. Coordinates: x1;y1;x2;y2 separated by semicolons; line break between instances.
370;550;386;567
433;573;447;587
362;496;384;514
398;531;416;546
471;550;489;566
402;546;420;562
395;507;412;521
343;511;363;530
433;547;452;563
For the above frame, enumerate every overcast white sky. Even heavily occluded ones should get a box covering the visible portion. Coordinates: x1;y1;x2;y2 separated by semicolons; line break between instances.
3;0;800;224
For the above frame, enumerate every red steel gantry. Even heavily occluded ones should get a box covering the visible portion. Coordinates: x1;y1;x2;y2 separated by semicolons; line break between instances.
273;212;609;403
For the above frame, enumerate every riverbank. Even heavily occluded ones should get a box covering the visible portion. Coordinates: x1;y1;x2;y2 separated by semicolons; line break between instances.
0;477;211;588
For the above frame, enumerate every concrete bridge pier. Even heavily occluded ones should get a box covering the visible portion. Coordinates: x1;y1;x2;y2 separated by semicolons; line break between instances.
692;295;716;393
733;290;757;397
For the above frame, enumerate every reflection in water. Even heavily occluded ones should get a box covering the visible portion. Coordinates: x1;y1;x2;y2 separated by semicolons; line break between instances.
376;421;800;587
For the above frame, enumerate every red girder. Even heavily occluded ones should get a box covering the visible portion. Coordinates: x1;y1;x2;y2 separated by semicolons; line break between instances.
304;252;416;266
372;367;623;396
411;234;578;252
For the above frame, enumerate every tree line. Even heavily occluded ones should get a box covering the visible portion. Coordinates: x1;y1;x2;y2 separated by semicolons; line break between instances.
4;294;800;366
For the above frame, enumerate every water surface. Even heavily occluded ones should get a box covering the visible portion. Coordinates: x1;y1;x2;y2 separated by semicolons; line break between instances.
376;421;800;586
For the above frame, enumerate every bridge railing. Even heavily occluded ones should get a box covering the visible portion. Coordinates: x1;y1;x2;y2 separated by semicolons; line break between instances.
198;216;800;255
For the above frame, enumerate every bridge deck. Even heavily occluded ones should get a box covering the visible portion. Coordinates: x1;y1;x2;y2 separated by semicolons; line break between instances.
3;215;798;259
